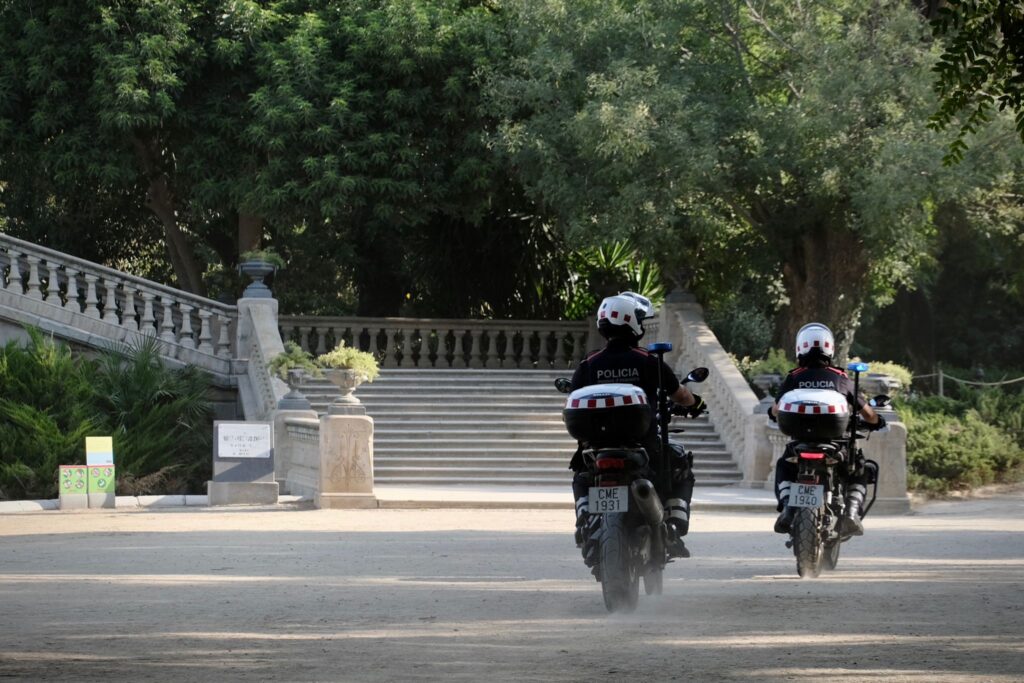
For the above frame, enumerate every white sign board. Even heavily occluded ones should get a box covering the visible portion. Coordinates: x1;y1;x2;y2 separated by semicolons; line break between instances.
217;422;272;459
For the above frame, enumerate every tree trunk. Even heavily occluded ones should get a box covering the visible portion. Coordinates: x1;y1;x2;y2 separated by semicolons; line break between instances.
131;134;205;295
238;213;263;257
777;228;869;363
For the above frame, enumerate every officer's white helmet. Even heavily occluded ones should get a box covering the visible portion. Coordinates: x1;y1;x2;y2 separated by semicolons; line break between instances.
795;322;835;362
596;293;648;338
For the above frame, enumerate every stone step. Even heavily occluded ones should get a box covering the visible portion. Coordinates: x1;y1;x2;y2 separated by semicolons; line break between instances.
374;475;744;486
375;456;739;470
372;445;733;458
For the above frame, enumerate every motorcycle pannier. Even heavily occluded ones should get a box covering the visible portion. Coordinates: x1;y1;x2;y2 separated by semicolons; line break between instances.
777;388;849;440
563;383;651;443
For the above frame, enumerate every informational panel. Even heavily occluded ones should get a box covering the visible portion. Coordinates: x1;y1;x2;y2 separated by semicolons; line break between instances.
87;465;116;494
216;423;272;459
212;421;275;483
60;466;88;495
85;436;114;466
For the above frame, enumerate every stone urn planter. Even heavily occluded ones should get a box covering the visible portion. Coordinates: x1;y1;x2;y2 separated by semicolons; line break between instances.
323;368;368;415
238;260;277;298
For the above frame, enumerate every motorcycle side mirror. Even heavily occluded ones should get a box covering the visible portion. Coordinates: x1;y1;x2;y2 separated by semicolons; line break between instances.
869;394;891;408
686;367;709;383
554;377;572;394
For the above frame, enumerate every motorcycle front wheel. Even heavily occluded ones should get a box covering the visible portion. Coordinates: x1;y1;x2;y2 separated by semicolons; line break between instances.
791;507;824;578
599;513;640;612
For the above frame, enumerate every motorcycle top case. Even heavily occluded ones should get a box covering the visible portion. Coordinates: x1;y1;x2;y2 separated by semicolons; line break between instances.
777;388;849;440
563;383;652;443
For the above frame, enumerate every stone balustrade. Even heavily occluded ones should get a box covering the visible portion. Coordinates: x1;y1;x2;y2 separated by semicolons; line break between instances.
0;233;236;378
279;315;591;369
658;293;772;486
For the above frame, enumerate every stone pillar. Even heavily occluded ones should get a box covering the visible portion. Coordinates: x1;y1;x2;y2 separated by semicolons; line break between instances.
860;418;911;514
273;375;318;493
316;414;377;509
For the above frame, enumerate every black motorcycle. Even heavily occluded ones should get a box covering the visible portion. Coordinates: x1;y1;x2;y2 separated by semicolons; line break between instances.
556;342;708;612
775;361;890;577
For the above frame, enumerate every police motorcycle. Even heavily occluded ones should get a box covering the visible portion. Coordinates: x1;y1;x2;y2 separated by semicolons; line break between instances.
555;345;708;613
775;362;890;578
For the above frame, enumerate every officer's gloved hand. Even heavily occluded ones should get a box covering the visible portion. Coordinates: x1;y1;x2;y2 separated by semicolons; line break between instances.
683;394;706;418
868;415;887;431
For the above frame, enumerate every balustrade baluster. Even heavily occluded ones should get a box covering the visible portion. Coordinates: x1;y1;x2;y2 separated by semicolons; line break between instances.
44;262;61;303
298;326;312;354
399;327;414;368
159;297;176;343
468;329;484;368
121;288;138;331
179;304;196;349
140;292;157;335
63;268;79;310
485;330;501;369
197;310;214;353
25;255;42;300
573;331;587;365
6;250;22;293
102;280;119;324
315;326;328;355
83;274;100;318
216;315;232;358
451;328;467;368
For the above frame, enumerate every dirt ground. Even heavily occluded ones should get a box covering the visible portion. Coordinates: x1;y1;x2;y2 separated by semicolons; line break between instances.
1;492;1022;682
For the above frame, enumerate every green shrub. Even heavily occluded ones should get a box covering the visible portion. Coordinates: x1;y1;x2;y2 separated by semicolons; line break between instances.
904;407;1024;494
736;348;792;379
0;330;98;500
268;341;320;380
239;248;285;269
0;330;213;500
316;341;380;382
863;360;912;392
90;337;213;495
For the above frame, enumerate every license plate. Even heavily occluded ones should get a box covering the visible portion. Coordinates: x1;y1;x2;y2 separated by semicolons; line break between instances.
589;486;629;514
789;484;824;509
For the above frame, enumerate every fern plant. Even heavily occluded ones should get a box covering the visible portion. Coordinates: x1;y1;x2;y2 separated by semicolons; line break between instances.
268;342;321;380
316;341;380;382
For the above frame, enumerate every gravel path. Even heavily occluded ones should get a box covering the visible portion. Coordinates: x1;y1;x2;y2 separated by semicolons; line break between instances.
1;492;1022;682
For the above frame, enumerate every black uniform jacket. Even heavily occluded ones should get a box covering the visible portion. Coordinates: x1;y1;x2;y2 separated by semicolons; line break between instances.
570;339;680;405
777;365;866;411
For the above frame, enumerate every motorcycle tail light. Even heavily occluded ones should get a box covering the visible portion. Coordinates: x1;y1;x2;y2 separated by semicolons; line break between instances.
596;458;625;470
799;452;826;460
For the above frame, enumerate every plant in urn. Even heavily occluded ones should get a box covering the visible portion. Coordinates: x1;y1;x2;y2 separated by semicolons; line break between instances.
316;342;380;415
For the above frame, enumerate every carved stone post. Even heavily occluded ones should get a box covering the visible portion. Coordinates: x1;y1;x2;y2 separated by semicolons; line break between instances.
316;414;377;509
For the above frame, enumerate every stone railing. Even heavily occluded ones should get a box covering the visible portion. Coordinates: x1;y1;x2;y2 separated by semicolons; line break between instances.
279;316;591;369
235;298;289;421
658;293;771;486
0;232;236;379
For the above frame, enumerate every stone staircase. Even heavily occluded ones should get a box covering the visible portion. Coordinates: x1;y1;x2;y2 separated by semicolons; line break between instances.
295;369;742;486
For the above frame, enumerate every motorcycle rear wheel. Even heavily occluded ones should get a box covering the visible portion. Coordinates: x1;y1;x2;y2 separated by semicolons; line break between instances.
822;539;841;571
599;514;640;612
791;508;823;578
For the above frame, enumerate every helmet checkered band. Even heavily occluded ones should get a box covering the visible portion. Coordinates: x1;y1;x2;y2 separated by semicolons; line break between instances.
596;295;644;336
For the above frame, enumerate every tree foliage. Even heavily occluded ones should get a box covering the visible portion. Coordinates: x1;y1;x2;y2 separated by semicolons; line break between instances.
930;0;1024;163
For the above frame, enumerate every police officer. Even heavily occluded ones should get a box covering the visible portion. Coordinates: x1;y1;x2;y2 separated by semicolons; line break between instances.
570;292;706;559
768;322;886;536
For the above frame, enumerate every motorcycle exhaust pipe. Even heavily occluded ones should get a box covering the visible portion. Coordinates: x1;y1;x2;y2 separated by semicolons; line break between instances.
630;479;665;528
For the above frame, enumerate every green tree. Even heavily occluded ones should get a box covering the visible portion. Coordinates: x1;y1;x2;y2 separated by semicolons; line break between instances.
487;0;1020;358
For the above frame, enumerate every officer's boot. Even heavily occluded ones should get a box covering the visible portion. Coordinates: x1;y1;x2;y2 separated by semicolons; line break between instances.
574;495;588;547
666;497;691;558
838;483;866;536
774;481;796;534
